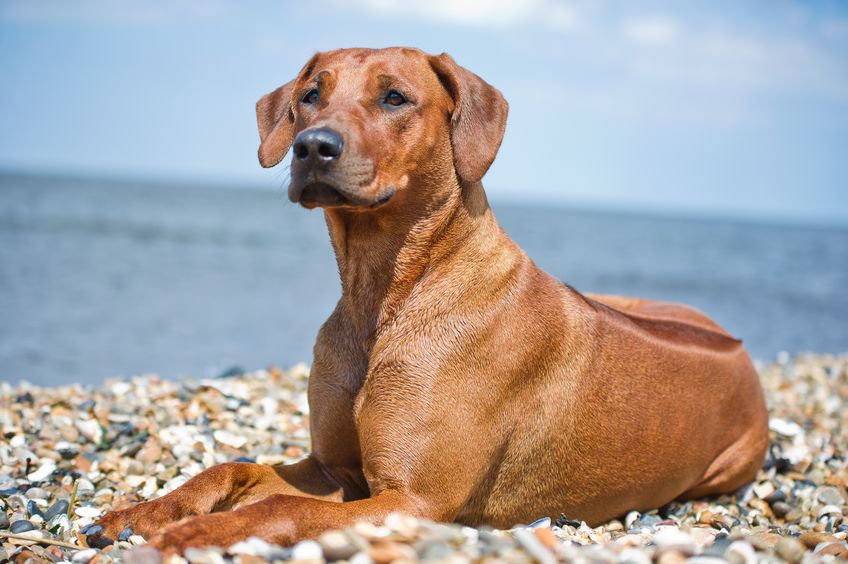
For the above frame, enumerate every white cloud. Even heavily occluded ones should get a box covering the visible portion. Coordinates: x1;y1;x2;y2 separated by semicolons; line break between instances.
0;0;229;25
360;0;541;27
546;3;582;33
625;29;848;100
623;16;680;46
510;13;848;129
356;0;587;32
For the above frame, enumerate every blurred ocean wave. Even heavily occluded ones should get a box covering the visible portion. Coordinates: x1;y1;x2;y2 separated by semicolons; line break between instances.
1;172;846;386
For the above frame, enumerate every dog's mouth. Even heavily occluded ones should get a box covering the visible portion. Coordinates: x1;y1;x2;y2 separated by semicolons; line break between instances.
291;181;395;210
299;181;350;208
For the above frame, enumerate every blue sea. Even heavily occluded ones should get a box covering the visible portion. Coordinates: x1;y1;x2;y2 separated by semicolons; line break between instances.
1;172;846;387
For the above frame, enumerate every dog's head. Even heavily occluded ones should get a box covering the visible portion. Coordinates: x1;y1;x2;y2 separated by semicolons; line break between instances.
256;47;508;210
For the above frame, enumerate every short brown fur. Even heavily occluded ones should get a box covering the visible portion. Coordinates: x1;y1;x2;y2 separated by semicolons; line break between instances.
95;47;768;553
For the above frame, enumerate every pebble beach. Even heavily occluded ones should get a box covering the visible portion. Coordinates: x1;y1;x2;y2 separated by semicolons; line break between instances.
1;353;846;563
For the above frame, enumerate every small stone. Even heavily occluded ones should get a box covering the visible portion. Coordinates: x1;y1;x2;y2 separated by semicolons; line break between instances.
818;486;845;506
775;537;806;564
819;504;842;518
734;483;754;503
229;537;275;558
620;548;653;564
43;499;70;521
141;477;158;498
213;430;248;449
416;540;453;560
752;482;775;499
686;526;717;548
10;519;36;533
56;441;79;458
290;539;323;561
24;487;49;499
319;530;359;561
785;508;804;522
352;521;391;540
704;534;732;557
653;527;695;553
0;512;8;529
348;553;373;564
71;549;98;563
799;531;837;549
47;513;71;533
119;527;134;542
7;494;27;511
748;531;782;551
639;514;661;527
528;516;551;529
605;519;624;532
184;548;226;564
815;542;848;558
27;460;56;482
534;526;557;549
10;510;26;524
384;512;418;538
126;459;146;476
725;540;757;564
59;425;80;442
368;540;416;564
625;511;640;530
74;505;102;518
75;479;96;497
771;501;790;518
656;549;687;564
78;399;96;411
769;418;804;437
122;546;163;564
764;489;787;505
86;525;106;538
128;534;147;545
76;418;103;444
513;528;556;564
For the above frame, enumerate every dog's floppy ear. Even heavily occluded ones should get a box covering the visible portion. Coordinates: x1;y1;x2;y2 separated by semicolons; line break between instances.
257;53;322;168
429;53;509;185
256;80;297;168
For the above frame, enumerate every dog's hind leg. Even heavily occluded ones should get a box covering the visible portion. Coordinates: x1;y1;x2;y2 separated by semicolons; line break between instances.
677;426;768;500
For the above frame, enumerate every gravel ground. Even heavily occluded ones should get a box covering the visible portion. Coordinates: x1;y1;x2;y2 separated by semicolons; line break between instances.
1;353;846;563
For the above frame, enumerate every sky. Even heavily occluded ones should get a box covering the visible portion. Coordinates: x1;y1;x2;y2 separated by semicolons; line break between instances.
1;0;847;225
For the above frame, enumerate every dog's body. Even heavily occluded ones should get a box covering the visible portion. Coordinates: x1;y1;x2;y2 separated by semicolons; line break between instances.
94;47;768;552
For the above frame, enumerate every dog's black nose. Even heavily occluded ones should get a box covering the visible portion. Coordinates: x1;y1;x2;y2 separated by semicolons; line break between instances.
292;128;343;162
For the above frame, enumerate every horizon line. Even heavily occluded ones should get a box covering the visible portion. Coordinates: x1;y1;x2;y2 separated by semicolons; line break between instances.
2;165;846;232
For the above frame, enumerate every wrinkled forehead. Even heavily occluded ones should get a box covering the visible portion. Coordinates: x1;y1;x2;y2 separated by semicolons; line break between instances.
301;48;442;94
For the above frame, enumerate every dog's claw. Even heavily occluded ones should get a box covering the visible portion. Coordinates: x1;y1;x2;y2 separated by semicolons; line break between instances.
86;531;114;549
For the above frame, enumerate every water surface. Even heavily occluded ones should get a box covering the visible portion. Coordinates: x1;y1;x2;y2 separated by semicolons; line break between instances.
2;173;846;386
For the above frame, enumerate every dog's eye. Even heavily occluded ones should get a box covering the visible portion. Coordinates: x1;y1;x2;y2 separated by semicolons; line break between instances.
383;90;407;107
301;89;319;105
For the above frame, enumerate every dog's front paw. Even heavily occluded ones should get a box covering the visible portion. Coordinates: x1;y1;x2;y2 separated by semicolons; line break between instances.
148;513;248;554
89;500;182;548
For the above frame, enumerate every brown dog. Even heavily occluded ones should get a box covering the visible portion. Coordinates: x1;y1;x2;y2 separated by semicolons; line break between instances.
94;47;768;552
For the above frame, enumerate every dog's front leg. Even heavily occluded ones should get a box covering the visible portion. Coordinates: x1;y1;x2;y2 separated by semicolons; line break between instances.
91;457;341;545
147;489;433;554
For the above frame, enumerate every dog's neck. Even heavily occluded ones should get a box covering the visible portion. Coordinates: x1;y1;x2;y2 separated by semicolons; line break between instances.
323;180;515;350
